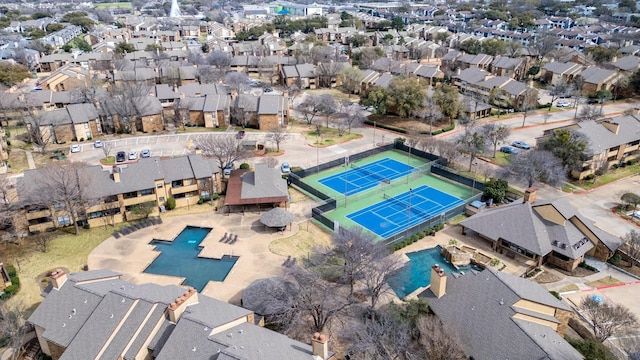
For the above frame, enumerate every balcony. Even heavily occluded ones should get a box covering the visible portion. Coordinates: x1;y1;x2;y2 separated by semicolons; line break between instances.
122;194;157;207
170;184;198;195
26;209;51;221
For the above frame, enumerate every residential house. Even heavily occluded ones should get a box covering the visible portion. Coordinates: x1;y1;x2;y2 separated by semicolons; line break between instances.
113;68;158;86
490;56;528;81
540;61;584;85
539;115;640;179
453;68;537;110
317;62;350;88
42;25;83;48
39;65;90;92
420;267;582;360
20;154;221;231
608;55;640;73
454;53;494;71
186;94;231;128
233;94;288;129
577;66;623;97
39;53;73;73
459;189;621;271
99;95;164;133
29;103;101;144
28;269;334;360
225;163;289;211
0;128;8;165
153;84;180;109
280;63;317;89
413;65;444;85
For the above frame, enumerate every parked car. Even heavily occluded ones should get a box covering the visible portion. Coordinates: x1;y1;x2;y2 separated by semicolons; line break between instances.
633;211;640;220
500;146;519;154
93;140;103;148
511;141;530;149
70;144;80;153
263;88;273;93
140;149;151;158
223;162;234;176
556;101;571;108
586;98;599;104
116;151;126;162
236;130;245;139
128;151;137;160
281;162;291;174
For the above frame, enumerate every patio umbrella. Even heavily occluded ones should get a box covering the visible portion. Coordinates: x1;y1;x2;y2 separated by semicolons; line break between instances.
260;207;294;228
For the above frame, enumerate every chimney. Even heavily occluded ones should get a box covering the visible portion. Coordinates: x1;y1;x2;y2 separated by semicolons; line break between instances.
112;166;121;183
601;120;620;134
311;333;329;360
611;56;618;63
456;67;461;75
483;73;493;81
168;287;199;322
430;265;447;298
51;269;67;289
523;186;537;204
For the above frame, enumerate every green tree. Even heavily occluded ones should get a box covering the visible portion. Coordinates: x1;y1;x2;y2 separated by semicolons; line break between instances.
0;62;30;86
349;34;369;47
338;66;364;96
61;11;94;32
621;192;640;210
75;37;92;52
565;338;616;360
386;77;427;117
432;84;460;122
46;23;65;33
28;28;46;39
542;129;590;172
619;0;637;12
457;129;486;171
459;39;481;55
145;43;166;52
31;11;51;19
361;87;387;114
115;41;135;54
391;17;405;31
483;178;509;203
585;46;620;64
481;38;505;56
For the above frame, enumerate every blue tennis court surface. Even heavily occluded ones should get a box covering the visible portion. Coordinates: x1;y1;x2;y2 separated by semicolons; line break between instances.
318;158;415;195
347;185;465;238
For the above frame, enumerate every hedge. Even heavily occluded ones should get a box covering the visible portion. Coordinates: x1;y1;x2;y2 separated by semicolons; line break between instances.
389;223;444;252
0;264;21;300
363;120;455;136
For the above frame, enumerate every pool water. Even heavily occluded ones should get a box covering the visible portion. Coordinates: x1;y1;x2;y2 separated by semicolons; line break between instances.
144;226;238;291
388;246;481;298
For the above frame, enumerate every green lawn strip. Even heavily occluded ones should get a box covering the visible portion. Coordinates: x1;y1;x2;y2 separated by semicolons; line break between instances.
175;126;228;133
4;226;116;313
572;165;639;190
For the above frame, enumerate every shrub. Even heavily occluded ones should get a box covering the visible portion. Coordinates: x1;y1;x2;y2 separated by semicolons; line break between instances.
82;223;90;229
6;264;17;277
578;261;598;272
449;238;458;245
197;198;204;204
607;253;621;265
549;290;562;300
565;337;616;360
584;174;595;180
619;161;627;168
71;137;77;141
627;158;637;165
166;197;176;210
239;163;250;169
612;163;619;169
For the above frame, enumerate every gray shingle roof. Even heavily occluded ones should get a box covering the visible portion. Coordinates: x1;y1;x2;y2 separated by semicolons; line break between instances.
257;95;284;115
542;61;584;75
459;198;615;259
574;115;640;154
579;66;616;84
67;103;98;124
422;269;582;360
240;163;288;199
610;55;640;72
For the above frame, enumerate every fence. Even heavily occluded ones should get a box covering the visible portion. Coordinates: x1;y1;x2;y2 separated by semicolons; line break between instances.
430;163;485;192
291;141;486;243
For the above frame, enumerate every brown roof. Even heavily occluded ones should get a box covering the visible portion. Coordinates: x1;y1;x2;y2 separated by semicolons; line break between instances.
224;169;288;206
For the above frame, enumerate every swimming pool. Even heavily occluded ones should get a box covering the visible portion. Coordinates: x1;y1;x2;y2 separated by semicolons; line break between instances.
144;226;238;291
388;246;481;298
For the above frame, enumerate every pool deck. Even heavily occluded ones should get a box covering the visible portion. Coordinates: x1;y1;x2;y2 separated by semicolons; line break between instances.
88;200;315;305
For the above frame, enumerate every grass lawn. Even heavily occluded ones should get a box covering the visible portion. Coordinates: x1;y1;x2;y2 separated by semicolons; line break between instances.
558;284;580;293
586;276;622;288
572;164;639;190
94;2;132;9
2;226;116;313
101;156;115;165
305;127;362;146
304;88;356;103
269;221;332;259
7;150;29;173
489;151;512;166
175;126;229;133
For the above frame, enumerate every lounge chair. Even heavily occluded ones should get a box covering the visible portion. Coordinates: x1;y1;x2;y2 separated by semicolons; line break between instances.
232;234;238;243
220;232;228;242
113;231;121;239
283;256;291;266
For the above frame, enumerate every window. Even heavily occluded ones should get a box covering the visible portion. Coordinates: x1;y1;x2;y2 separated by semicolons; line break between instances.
200;190;210;198
54;202;65;210
157;183;163;188
172;180;184;187
607;155;616;161
123;191;138;199
84;123;89;129
141;188;153;196
57;215;71;226
628;140;640;146
609;145;620;152
159;197;165;203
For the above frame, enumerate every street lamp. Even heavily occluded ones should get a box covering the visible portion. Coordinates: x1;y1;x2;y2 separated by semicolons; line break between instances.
471;162;478;195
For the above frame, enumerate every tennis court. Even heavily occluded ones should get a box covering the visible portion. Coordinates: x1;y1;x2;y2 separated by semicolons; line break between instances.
347;185;465;238
318;158;415;195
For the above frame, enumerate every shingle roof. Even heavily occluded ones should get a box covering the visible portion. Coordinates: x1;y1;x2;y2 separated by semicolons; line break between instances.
459;198;616;259
422;269;582;360
610;55;640;72
542;61;584;76
579;66;617;85
67;103;98;124
574;115;640;154
240;163;288;199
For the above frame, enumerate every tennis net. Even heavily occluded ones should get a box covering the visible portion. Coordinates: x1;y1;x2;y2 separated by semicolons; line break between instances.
383;193;430;219
350;163;391;184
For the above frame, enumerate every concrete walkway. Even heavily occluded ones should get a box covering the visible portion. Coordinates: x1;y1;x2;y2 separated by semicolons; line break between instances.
25;150;35;169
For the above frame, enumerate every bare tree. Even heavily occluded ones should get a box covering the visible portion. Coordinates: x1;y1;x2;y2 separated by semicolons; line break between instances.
0;174;18;241
418;136;439;154
31;231;54;252
579;105;603;121
622;230;640;269
481;122;511;158
520;88;539;127
103;79;153;134
0;301;28;360
101;141;114;158
416;315;467;360
297;94;335;125
264;156;279;168
503;150;566;187
194;135;251;173
24;111;54;153
23;162;92;235
268;125;288;152
456;129;486;172
580;296;638;342
224;72;250;94
415;101;444;135
437;141;462;167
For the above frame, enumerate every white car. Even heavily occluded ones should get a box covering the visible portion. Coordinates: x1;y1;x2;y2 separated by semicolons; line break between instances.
128;151;137;160
556;101;571;108
70;144;81;153
93;140;103;148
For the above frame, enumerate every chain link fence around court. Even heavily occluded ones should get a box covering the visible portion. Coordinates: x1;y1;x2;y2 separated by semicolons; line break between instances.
289;141;487;244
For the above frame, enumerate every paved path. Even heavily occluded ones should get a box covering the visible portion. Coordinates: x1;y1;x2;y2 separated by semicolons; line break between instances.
25;151;35;169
